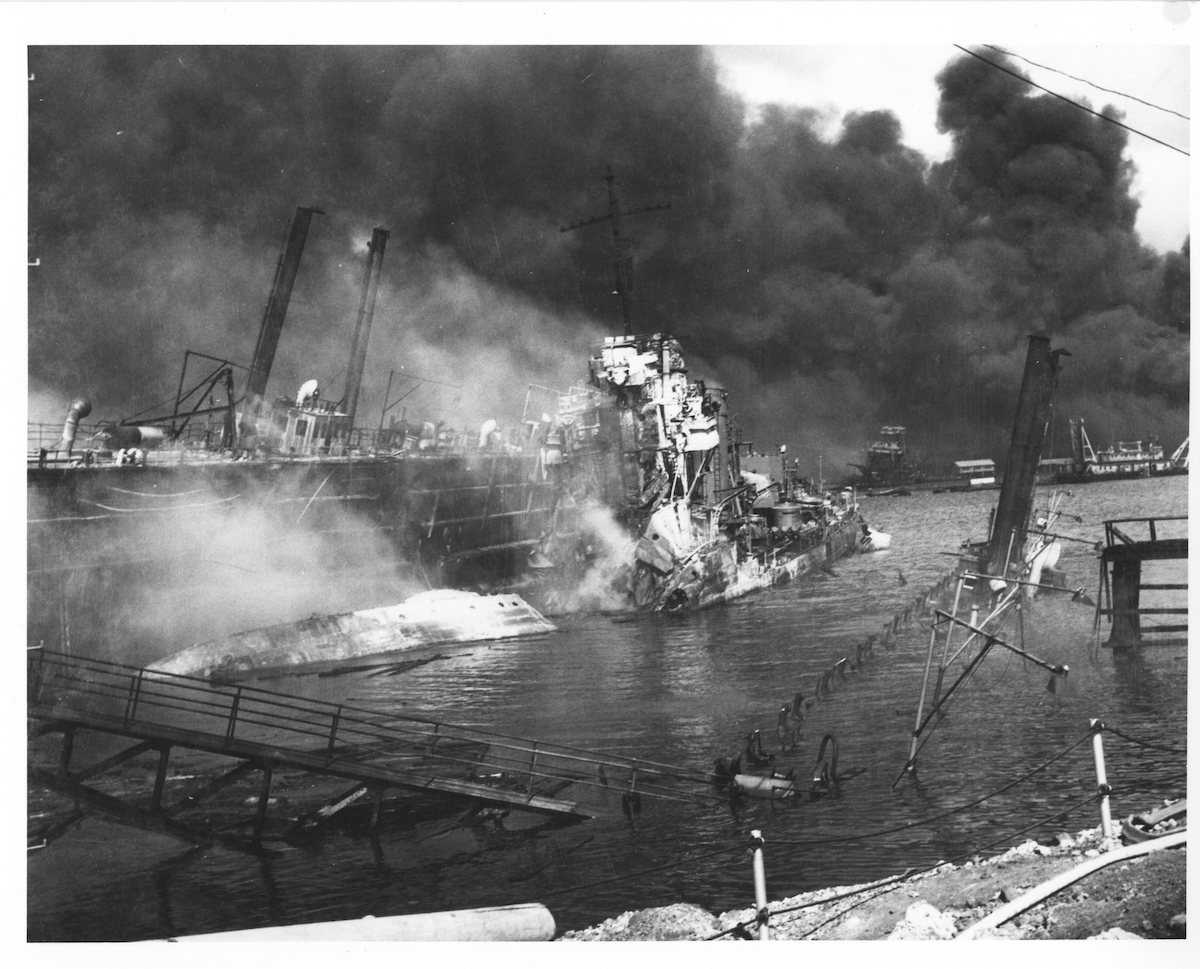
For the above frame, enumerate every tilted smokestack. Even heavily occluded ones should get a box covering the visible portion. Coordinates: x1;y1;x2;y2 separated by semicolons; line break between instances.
987;336;1068;575
342;227;389;428
244;206;324;413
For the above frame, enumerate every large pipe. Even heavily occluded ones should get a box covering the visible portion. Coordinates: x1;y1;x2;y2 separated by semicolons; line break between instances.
144;903;556;942
342;227;390;428
957;830;1186;940
986;336;1066;575
244;206;324;412
54;398;92;453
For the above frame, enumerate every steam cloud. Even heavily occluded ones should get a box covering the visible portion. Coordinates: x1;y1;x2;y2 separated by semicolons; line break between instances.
29;45;1189;475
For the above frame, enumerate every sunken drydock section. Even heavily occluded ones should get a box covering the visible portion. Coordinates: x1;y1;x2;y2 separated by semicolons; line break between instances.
146;590;556;680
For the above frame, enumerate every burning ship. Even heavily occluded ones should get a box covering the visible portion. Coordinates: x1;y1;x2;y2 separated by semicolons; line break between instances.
542;332;869;612
28;191;875;659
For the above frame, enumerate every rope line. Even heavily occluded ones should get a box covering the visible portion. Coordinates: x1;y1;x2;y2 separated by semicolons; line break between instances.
769;730;1094;847
1103;724;1187;756
791;791;1102;939
708;791;1101;940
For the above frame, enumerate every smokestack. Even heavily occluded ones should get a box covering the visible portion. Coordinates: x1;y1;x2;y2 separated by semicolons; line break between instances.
986;336;1067;575
342;227;390;428
244;206;324;413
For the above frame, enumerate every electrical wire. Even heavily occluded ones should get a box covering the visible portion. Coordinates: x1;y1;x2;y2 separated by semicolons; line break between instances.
954;45;1189;157
1103;724;1187;756
982;45;1189;121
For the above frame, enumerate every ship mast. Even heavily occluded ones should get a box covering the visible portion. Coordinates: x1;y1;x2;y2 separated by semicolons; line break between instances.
560;166;671;336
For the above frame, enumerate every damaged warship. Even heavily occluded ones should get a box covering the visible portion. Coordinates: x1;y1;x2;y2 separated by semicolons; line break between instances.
28;196;878;670
532;330;872;612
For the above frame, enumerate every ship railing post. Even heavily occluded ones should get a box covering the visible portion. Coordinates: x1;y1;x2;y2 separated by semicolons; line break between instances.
527;741;539;794
327;705;342;761
126;670;145;726
1090;719;1113;838
750;829;769;940
226;687;242;745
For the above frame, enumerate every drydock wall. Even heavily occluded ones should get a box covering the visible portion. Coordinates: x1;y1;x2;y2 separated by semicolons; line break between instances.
27;453;557;662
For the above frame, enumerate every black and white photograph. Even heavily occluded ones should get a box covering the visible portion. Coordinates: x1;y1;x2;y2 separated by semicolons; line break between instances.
22;1;1190;945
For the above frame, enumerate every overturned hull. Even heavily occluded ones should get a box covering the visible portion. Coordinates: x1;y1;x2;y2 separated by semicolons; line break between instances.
146;590;556;680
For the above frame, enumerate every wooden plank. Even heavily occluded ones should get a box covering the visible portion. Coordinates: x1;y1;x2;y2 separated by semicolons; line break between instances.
28;766;264;853
1098;607;1188;616
68;740;156;783
1104;539;1188;562
163;761;259;817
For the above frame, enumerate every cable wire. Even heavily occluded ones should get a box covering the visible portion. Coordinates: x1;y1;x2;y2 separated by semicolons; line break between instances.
708;791;1101;940
982;45;1189;121
954;45;1189;157
1103;724;1187;756
770;729;1094;847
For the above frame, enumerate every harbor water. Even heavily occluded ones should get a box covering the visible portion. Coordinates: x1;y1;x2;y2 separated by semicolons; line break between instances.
28;476;1187;941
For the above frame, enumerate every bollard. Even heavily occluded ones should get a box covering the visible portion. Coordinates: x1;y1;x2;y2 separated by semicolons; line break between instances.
750;829;769;940
1089;719;1113;838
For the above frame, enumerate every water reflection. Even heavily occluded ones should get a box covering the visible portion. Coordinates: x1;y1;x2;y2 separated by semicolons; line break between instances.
29;478;1187;939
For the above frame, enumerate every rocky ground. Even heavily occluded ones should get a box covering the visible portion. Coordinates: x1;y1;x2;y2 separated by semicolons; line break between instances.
559;823;1186;941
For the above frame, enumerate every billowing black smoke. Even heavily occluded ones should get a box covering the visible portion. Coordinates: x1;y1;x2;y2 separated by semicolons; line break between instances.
28;46;1188;473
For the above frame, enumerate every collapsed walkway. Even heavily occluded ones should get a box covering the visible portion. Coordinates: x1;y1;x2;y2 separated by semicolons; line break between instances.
28;648;718;849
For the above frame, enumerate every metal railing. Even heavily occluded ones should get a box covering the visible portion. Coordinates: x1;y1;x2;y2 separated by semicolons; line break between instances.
28;649;722;809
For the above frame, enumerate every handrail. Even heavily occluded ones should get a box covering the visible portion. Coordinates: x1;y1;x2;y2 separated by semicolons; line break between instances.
28;649;722;808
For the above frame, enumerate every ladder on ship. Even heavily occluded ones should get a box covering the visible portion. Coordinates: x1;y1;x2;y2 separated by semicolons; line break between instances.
28;649;721;851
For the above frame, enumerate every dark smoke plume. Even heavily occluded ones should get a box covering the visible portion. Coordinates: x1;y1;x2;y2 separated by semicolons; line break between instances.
29;46;1188;473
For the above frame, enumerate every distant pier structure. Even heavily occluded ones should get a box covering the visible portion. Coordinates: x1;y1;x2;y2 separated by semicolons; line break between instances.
1096;516;1188;648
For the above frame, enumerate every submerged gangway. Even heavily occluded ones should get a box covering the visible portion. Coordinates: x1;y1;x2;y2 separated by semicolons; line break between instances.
28;649;721;848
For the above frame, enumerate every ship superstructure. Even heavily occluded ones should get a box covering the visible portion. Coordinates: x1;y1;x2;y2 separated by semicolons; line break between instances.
1059;418;1186;481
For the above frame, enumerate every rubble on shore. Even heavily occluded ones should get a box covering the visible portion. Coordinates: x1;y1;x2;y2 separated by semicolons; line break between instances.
558;824;1186;941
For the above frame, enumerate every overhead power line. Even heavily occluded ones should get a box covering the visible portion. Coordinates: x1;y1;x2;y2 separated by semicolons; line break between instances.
954;45;1189;157
983;44;1189;121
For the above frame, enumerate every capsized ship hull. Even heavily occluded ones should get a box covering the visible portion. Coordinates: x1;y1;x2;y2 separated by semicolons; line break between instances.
146;590;556;680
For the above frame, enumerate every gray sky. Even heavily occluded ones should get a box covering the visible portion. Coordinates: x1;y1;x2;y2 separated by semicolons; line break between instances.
712;43;1189;253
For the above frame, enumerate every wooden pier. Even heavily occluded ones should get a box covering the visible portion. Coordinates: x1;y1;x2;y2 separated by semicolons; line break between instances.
28;649;719;849
1094;517;1188;648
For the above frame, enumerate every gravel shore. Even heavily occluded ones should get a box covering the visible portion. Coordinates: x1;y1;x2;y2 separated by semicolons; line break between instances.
558;823;1186;940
